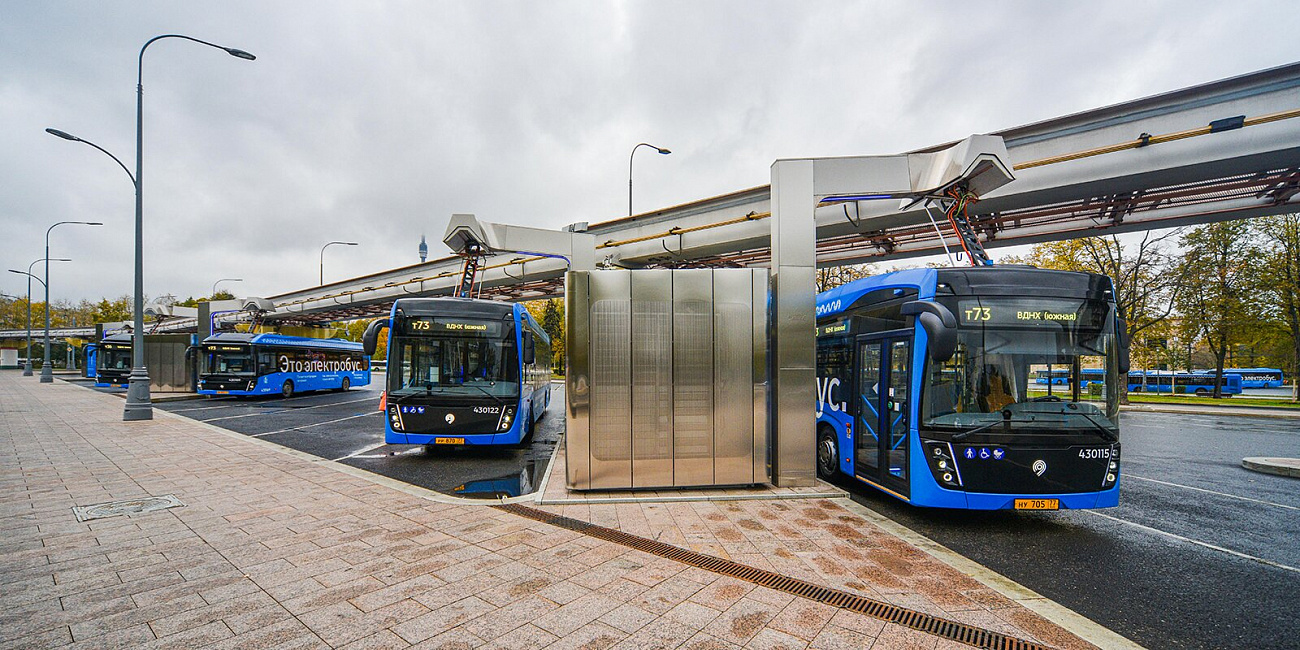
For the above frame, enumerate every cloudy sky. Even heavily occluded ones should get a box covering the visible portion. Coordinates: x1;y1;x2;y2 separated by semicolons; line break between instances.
3;1;1297;305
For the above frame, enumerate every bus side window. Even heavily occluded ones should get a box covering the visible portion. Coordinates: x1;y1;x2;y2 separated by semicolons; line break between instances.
259;352;274;373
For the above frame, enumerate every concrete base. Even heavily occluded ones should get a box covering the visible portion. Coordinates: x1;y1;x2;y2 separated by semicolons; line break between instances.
536;443;845;505
1242;457;1300;478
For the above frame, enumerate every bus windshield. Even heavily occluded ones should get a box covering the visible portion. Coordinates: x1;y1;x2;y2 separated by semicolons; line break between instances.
100;346;132;370
389;319;519;400
923;296;1119;432
203;346;255;375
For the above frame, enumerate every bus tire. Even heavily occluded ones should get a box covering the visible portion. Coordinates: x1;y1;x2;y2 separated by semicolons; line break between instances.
817;428;840;479
1195;388;1208;396
281;380;294;398
340;377;350;392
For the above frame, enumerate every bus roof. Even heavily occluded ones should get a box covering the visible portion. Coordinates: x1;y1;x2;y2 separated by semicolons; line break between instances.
816;266;1114;320
393;297;516;319
202;332;363;351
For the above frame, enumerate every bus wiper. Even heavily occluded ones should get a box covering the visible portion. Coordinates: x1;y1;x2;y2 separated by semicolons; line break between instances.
464;383;504;404
952;409;1013;441
1076;412;1119;442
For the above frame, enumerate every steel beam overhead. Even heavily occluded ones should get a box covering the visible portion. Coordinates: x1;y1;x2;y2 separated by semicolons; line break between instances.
218;62;1299;324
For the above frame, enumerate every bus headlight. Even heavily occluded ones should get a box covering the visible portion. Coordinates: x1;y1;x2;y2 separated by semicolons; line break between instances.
498;407;515;431
247;380;256;391
389;405;404;431
1102;444;1120;488
924;441;963;488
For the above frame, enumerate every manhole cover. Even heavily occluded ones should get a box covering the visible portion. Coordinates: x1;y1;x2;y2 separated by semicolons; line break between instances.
73;494;185;522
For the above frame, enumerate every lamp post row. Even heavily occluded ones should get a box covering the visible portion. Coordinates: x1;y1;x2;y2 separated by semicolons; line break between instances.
7;259;68;376
45;34;254;421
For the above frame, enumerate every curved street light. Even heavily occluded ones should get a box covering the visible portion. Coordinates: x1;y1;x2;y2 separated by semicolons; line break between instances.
212;278;242;296
10;259;69;376
40;222;101;382
49;34;254;420
320;241;358;285
629;142;671;216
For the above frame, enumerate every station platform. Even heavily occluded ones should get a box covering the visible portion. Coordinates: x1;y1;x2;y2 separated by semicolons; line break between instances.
0;371;1136;650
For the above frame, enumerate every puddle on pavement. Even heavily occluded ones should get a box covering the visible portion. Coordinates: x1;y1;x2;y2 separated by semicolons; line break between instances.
446;458;545;499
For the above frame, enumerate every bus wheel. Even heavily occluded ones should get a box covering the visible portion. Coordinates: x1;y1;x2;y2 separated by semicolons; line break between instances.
281;380;294;398
1195;388;1208;396
340;377;350;392
817;430;839;479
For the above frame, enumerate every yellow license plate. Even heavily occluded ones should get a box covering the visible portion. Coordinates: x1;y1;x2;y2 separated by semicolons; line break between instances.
217;391;230;395
1015;499;1059;510
434;437;465;445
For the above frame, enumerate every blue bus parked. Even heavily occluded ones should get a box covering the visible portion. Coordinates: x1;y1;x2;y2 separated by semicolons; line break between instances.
197;333;370;397
815;266;1126;510
363;297;552;447
1200;368;1284;389
95;333;133;388
1128;370;1242;395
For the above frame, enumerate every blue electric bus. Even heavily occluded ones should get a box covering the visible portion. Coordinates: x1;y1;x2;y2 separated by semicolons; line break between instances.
197;333;370;397
362;297;552;447
95;333;134;388
1200;368;1284;389
1129;370;1242;395
815;266;1127;510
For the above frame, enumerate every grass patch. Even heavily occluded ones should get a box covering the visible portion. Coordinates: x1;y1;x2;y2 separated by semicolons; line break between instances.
1123;393;1300;409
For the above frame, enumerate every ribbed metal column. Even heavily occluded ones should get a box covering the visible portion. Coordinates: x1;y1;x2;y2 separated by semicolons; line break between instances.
769;160;817;487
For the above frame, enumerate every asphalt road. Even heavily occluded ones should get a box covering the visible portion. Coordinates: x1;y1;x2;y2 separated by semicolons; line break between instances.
155;383;564;499
838;411;1300;650
150;382;1298;648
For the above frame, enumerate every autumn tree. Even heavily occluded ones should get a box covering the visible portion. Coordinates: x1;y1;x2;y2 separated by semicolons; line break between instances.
1175;221;1263;398
816;264;873;292
1024;233;1181;401
1253;214;1300;401
525;298;565;375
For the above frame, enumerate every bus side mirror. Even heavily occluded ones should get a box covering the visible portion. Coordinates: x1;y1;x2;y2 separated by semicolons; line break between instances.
362;318;389;356
523;332;535;365
902;300;957;362
1117;316;1131;374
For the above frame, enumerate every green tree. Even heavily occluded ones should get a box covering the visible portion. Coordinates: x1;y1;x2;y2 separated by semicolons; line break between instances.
1175;221;1263;398
1025;233;1180;401
1253;214;1300;401
339;318;387;361
816;264;873;292
525;298;565;375
91;296;133;323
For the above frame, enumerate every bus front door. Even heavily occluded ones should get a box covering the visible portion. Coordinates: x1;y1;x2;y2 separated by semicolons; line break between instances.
854;336;911;499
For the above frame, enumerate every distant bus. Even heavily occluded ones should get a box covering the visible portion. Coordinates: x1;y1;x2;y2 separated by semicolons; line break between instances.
1128;371;1242;395
1202;368;1284;389
363;297;552;447
197;333;370;397
95;333;133;388
82;343;98;379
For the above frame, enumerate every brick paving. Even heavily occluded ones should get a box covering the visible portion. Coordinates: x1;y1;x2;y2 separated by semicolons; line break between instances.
1;372;1103;649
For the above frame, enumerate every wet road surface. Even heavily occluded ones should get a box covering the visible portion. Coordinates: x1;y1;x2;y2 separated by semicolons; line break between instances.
838;411;1300;650
156;383;564;499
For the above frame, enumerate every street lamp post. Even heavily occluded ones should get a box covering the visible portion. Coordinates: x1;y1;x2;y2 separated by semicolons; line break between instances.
212;278;242;296
40;222;101;382
10;259;68;376
50;35;254;421
320;241;358;285
628;142;671;217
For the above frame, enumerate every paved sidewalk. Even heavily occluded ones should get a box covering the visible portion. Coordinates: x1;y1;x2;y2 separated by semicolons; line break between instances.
1;373;1114;649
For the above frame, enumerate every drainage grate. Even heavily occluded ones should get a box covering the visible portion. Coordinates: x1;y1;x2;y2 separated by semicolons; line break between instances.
73;494;185;522
495;503;1051;650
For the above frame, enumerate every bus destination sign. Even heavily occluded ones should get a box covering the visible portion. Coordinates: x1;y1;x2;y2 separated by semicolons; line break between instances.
958;299;1089;327
403;317;500;336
